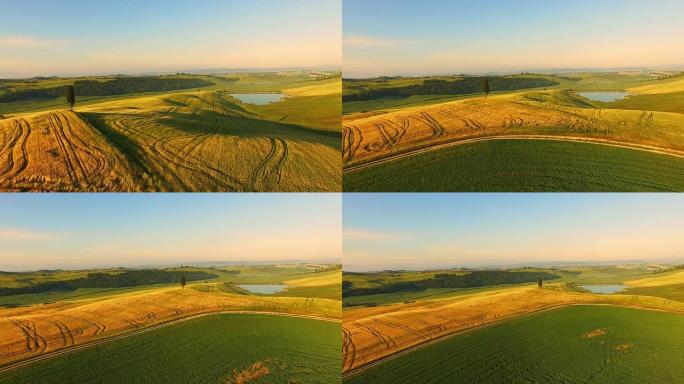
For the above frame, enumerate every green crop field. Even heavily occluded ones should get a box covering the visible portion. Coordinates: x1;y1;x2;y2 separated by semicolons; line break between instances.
344;305;684;384
0;314;341;384
344;139;684;192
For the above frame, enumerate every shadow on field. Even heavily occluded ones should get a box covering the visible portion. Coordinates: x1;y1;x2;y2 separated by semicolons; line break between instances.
158;111;341;149
79;112;160;189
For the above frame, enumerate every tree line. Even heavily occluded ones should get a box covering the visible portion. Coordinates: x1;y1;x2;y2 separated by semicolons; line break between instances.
0;269;217;296
0;76;213;103
343;270;560;297
343;77;559;102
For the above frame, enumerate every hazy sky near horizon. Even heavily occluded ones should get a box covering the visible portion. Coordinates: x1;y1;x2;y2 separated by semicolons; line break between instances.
344;0;684;77
0;194;341;271
0;0;341;78
344;194;684;272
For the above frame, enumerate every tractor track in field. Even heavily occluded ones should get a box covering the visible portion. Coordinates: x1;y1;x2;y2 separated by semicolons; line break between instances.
342;327;357;371
142;102;248;191
0;311;339;374
417;112;445;138
60;314;106;337
343;135;684;173
342;124;363;161
46;113;86;186
249;137;289;191
0;121;22;177
352;321;396;350
10;320;46;355
111;113;246;191
109;115;191;190
42;319;75;348
150;134;245;191
0;118;30;182
58;112;114;182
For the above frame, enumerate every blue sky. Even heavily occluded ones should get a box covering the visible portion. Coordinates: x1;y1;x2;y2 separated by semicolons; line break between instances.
0;194;341;271
343;194;684;271
344;0;684;77
0;0;341;78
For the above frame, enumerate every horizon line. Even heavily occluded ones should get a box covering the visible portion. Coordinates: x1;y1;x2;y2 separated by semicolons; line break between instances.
0;65;343;80
342;65;684;79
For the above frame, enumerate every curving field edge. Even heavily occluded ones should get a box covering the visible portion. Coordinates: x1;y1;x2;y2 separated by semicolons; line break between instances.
0;310;340;374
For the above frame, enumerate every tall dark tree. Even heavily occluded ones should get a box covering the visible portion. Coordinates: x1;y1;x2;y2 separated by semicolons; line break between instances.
538;278;543;288
181;273;186;289
66;85;75;111
482;78;490;99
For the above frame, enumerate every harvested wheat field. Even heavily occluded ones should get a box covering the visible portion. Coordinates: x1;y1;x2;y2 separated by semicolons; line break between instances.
0;74;341;192
0;286;340;367
342;285;684;373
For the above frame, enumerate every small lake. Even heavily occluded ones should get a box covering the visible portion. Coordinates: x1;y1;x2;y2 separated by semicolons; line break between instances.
580;284;625;294
578;91;630;102
238;284;286;294
230;93;284;105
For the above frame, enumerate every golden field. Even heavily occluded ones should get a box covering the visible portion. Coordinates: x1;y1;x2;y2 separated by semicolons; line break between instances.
342;88;684;168
0;75;341;192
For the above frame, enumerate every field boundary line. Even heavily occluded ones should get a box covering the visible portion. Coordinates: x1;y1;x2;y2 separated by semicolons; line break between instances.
342;302;684;378
343;135;684;173
0;310;340;374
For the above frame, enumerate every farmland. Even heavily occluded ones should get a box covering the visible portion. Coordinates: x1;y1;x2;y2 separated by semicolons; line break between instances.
0;264;342;379
342;265;684;378
344;139;684;191
344;305;684;384
0;314;340;384
0;71;341;192
342;72;684;191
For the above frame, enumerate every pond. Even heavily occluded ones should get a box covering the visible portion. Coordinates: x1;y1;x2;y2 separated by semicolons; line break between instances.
238;284;286;294
578;91;630;102
230;93;284;105
579;284;625;294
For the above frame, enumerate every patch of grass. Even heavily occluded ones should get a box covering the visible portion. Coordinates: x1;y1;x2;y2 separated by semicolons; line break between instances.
0;284;175;307
343;94;474;115
626;283;684;303
345;306;684;384
282;284;342;300
0;314;341;384
343;286;516;307
344;139;684;192
601;91;684;114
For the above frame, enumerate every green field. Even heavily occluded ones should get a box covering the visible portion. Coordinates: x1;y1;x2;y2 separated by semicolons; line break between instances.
344;139;684;192
626;284;684;303
0;314;341;384
344;305;684;384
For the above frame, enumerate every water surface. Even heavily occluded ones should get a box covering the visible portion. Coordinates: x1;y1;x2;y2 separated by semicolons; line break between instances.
578;91;629;102
238;284;286;294
231;93;284;105
580;284;625;294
